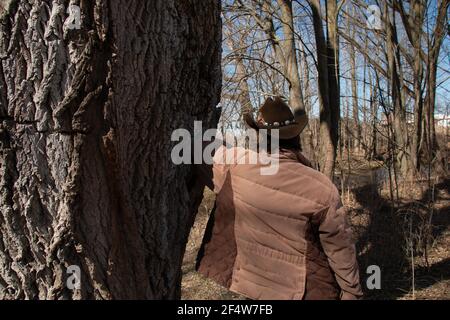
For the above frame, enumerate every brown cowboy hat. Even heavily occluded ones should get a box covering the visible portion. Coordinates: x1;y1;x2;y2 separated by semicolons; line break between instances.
243;96;308;139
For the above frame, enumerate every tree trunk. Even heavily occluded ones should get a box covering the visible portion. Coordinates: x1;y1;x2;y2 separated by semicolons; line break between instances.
349;27;360;153
368;70;378;160
422;0;448;169
225;32;253;115
277;0;305;114
0;0;221;299
309;0;340;178
385;2;411;177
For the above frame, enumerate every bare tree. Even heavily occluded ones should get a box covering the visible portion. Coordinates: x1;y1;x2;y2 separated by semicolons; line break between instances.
309;0;342;178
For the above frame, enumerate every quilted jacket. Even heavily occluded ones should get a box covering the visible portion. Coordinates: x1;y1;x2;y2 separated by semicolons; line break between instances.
195;145;363;300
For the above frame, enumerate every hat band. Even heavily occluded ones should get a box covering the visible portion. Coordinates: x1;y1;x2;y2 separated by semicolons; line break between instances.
259;119;296;127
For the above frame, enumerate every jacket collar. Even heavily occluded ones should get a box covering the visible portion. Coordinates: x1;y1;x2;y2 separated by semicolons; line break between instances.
278;149;312;168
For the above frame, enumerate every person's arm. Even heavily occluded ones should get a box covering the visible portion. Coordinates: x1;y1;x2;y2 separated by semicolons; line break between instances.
317;189;363;300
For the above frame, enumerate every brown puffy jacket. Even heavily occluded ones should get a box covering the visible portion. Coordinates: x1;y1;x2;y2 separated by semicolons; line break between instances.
195;146;363;300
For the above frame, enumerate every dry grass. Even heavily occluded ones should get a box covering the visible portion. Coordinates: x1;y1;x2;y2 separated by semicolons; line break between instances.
346;177;450;300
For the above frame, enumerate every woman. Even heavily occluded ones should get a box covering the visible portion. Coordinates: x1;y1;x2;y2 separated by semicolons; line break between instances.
195;96;363;300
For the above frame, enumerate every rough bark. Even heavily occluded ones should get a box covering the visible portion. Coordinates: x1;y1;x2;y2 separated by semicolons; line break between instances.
0;0;221;299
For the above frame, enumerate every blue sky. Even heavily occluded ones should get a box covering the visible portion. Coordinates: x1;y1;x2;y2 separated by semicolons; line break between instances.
221;0;449;121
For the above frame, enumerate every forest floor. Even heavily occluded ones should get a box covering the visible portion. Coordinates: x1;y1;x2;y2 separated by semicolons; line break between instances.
181;161;450;300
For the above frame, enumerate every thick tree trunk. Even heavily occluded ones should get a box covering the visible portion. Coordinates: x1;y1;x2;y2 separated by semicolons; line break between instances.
0;0;221;299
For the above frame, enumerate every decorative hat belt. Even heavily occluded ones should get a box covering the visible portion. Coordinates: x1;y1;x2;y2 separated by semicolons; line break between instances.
260;119;296;127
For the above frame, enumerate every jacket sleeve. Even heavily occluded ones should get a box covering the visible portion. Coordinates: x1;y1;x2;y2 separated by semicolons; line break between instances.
317;189;363;300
